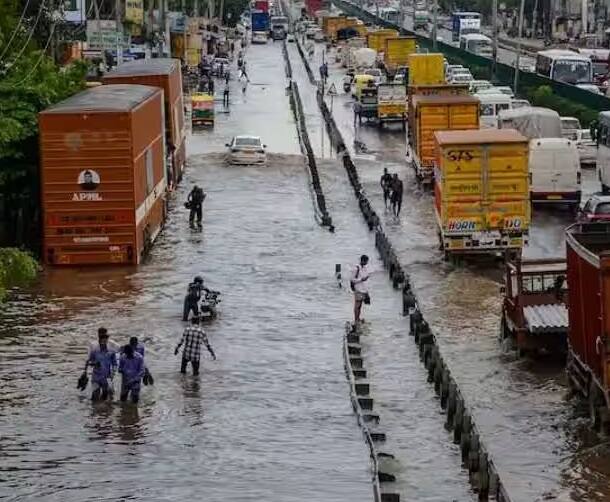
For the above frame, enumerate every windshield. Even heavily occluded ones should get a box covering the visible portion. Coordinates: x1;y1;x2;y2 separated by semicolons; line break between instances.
235;137;261;147
595;203;610;215
562;118;581;130
593;62;607;76
581;130;592;141
480;103;494;116
552;59;591;84
469;40;491;53
366;69;381;77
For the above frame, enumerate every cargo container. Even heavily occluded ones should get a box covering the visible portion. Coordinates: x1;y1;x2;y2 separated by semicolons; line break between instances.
254;0;269;12
102;59;186;187
322;15;344;36
408;53;445;86
566;222;610;431
383;37;417;78
367;29;398;53
406;83;470;119
433;129;530;260
377;83;406;126
251;11;270;33
408;94;479;184
39;84;166;266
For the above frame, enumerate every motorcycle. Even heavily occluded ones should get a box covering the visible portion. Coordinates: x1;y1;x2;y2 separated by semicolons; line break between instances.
199;290;221;320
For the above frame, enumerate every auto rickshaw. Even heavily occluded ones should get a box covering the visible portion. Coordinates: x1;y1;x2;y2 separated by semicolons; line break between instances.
191;92;214;127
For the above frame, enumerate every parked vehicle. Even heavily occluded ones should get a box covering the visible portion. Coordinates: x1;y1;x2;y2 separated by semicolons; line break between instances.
476;92;512;128
382;36;417;79
595;111;610;191
364;68;383;85
39;85;166;265
354;86;378;123
510;98;531;109
434;129;529;259
377;83;406;126
191;93;214;127
449;70;474;85
226;135;267;165
271;25;286;40
560;116;582;141
408;53;445;86
102;58;186;185
529;138;581;209
367;29;398;52
576;128;596;166
353;73;376;100
469;79;492;93
408;94;480;184
252;31;268;44
500;258;568;356
565;222;610;431
200;290;221;320
576;83;602;94
577;194;610;222
445;64;465;80
459;33;492;57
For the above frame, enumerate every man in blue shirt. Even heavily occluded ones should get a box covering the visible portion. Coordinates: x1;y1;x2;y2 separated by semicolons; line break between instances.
119;344;145;404
86;328;117;401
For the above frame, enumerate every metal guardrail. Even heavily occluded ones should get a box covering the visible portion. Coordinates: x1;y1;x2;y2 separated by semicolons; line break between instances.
333;0;610;115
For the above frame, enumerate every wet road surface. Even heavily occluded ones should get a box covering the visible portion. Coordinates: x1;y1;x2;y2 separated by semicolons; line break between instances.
292;37;610;502
0;42;376;502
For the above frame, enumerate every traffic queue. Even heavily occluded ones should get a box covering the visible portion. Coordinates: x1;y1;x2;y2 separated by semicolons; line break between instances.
306;13;610;431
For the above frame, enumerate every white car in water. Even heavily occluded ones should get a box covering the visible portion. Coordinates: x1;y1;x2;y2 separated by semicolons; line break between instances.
226;135;267;165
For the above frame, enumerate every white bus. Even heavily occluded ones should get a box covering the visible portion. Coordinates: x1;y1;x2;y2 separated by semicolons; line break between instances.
459;33;492;57
379;7;401;24
535;49;593;85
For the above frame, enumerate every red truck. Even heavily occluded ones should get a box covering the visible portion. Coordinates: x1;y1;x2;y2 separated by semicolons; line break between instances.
566;222;610;431
305;0;330;16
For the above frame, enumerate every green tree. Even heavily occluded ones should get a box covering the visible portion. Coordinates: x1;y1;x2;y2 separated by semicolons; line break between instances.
0;248;38;300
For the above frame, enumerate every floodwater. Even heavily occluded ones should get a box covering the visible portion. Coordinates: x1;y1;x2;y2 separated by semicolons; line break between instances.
296;35;610;502
0;43;377;502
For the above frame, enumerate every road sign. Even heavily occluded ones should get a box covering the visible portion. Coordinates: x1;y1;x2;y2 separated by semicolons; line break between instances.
328;82;337;95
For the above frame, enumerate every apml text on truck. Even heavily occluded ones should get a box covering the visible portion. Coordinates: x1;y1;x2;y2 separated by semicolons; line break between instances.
433;129;530;259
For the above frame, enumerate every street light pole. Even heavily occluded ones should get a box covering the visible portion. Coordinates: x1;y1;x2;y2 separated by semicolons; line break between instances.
513;0;525;94
492;0;498;79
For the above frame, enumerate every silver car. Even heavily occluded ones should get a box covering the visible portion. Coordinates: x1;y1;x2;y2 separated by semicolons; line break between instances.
226;136;267;165
576;129;596;166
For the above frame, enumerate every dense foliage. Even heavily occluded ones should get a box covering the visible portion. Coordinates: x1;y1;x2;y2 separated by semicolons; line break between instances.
0;0;87;249
0;247;38;300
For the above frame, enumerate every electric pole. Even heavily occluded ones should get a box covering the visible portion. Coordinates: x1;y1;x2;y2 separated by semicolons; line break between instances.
492;0;498;79
514;0;525;94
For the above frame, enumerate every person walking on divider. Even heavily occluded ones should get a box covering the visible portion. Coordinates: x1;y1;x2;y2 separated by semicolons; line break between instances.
380;168;393;209
350;255;371;330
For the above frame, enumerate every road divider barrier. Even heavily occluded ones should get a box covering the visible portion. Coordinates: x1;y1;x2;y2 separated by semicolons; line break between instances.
283;42;334;231
294;35;512;501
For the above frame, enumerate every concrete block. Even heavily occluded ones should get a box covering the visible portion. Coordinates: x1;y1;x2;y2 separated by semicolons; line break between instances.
358;396;373;410
381;493;400;502
370;431;386;442
378;471;396;482
353;368;367;379
350;357;363;368
348;344;362;355
355;382;370;395
347;332;360;344
363;413;380;423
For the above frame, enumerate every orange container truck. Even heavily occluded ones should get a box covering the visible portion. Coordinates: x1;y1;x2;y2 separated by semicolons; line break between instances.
102;58;186;186
39;84;167;266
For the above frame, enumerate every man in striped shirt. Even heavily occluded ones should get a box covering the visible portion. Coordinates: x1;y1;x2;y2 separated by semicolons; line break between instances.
174;316;216;376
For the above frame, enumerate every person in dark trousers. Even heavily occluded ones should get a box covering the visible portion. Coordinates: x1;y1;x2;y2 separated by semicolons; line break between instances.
119;344;144;404
223;81;230;106
183;276;206;321
380;168;393;209
175;316;216;376
86;328;117;401
390;173;403;217
350;255;370;329
187;185;205;227
208;77;215;95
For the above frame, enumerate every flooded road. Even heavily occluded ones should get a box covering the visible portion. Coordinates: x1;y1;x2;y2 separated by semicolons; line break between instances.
0;43;375;501
293;36;610;502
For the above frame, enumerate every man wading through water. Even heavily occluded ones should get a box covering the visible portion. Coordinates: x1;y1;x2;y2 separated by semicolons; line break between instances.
390;173;403;217
187;185;205;228
350;255;371;330
380;168;393;209
86;328;117;401
175;316;216;376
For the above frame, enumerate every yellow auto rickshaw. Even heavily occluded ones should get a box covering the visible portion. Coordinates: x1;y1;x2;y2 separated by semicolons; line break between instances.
191;92;215;127
352;74;376;101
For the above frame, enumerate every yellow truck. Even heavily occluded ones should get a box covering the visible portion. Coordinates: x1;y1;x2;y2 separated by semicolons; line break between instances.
433;129;530;259
408;94;479;184
323;16;361;41
383;37;417;78
367;29;398;52
377;83;406;127
408;53;445;86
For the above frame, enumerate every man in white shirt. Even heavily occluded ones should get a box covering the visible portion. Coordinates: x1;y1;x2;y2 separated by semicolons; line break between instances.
351;254;370;328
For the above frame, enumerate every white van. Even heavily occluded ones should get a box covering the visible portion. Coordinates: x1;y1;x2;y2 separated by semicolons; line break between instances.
476;92;512;128
529;138;581;209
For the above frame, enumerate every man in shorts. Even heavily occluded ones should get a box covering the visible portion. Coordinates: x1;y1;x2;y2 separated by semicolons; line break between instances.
380;168;393;209
391;173;404;217
351;255;370;329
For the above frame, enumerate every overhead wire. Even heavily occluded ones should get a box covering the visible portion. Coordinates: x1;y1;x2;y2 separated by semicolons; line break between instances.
5;0;48;73
0;0;34;61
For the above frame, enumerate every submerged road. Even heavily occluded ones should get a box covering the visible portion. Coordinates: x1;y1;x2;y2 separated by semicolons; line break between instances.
0;42;375;501
292;35;610;502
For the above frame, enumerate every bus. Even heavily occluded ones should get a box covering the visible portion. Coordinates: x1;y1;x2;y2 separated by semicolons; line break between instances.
535;50;593;85
270;15;288;32
452;12;481;42
379;7;401;24
459;33;492;57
